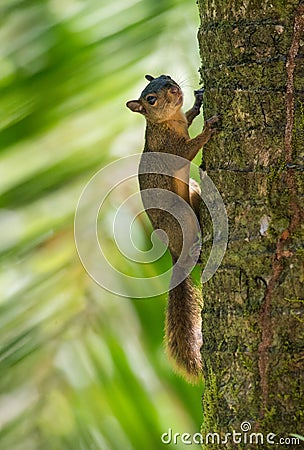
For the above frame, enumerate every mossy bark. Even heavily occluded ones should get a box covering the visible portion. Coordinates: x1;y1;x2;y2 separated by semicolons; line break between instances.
197;1;304;448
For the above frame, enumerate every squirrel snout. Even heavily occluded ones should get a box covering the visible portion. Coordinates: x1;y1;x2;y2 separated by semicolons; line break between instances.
169;85;183;106
169;86;180;95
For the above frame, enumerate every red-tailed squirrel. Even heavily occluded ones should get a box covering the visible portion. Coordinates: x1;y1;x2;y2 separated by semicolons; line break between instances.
127;74;219;382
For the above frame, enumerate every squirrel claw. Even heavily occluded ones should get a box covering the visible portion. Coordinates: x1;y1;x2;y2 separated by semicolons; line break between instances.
194;88;204;96
194;88;204;104
205;114;221;130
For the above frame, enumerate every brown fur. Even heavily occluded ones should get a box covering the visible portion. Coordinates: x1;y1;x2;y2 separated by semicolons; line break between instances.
127;74;218;382
166;272;203;382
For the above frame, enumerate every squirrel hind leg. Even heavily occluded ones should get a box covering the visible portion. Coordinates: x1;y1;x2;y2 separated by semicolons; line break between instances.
189;178;201;217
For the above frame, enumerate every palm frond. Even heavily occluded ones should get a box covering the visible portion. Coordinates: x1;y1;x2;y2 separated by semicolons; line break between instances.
0;1;204;448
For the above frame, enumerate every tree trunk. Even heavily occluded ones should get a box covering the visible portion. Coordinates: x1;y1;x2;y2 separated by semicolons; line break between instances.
197;1;304;448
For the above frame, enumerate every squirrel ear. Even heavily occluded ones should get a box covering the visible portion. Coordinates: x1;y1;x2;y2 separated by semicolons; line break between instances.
145;74;154;82
126;100;145;114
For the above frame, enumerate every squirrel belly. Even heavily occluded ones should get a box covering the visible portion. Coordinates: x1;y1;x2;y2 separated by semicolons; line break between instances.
126;74;219;382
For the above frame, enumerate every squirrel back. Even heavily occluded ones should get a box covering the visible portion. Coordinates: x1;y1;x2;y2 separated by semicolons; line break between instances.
127;74;218;382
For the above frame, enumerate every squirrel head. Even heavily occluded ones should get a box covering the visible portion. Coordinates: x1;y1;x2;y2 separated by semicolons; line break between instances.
126;74;183;123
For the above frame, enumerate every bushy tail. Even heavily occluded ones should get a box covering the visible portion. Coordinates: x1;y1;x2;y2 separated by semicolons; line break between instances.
165;274;203;383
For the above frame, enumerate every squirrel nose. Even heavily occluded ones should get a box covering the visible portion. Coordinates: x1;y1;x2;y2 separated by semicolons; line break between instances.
169;86;180;95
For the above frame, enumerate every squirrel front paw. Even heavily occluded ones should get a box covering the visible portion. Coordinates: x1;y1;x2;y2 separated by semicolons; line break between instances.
204;115;221;134
199;115;221;144
193;88;204;109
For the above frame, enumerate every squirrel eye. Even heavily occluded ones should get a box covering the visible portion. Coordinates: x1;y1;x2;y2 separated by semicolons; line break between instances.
146;95;157;105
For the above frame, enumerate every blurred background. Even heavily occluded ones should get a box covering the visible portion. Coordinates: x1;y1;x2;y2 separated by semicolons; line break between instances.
0;0;206;448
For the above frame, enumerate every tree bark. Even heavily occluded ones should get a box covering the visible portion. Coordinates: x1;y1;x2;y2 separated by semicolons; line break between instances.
197;1;304;448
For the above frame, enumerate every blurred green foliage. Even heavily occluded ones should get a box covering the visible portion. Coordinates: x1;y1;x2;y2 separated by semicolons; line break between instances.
0;0;206;449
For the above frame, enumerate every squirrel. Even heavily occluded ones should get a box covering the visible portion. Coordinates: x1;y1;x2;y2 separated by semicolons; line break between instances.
126;74;219;382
